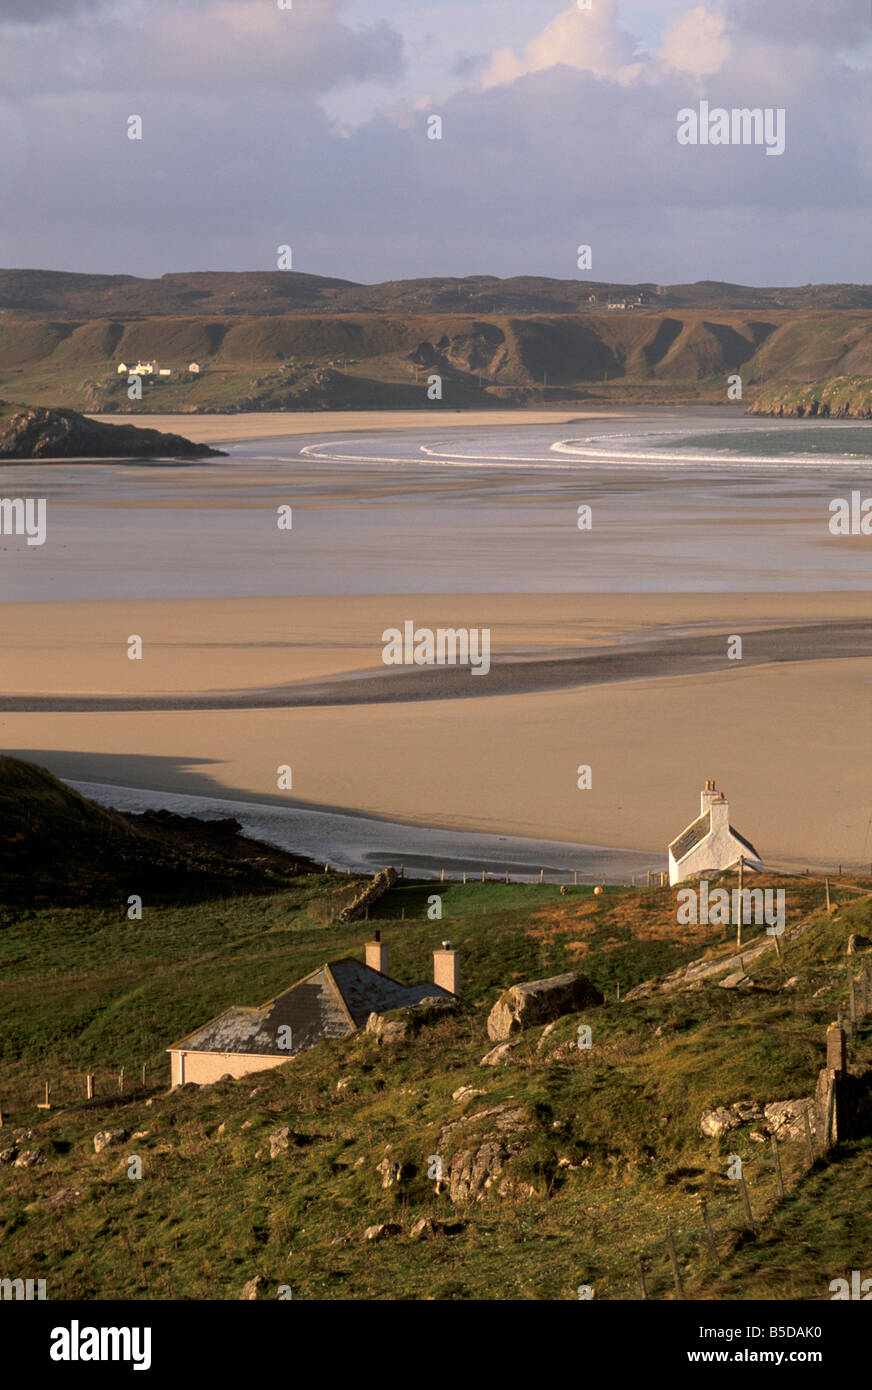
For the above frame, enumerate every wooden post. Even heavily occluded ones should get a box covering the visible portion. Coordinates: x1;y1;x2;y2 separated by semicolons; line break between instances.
803;1107;816;1165
440;868;445;882
462;871;467;884
141;1063;147;1088
539;869;544;884
646;870;651;888
616;981;621;1001
118;1068;124;1095
665;1221;684;1299
481;870;486;883
771;1136;785;1199
324;862;329;874
635;1258;648;1300
850;976;857;1031
505;870;509;885
632;872;635;887
699;1199;720;1263
574;870;578;886
37;1081;51;1110
825;878;831;913
736;857;744;948
86;1073;94;1100
825;1076;837;1150
739;1174;754;1231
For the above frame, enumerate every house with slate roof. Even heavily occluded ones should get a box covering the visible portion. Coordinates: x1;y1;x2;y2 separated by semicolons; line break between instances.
668;780;762;886
167;936;459;1086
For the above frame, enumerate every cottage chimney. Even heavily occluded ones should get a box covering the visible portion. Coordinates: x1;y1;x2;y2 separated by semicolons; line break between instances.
700;779;721;816
433;941;460;996
365;931;389;976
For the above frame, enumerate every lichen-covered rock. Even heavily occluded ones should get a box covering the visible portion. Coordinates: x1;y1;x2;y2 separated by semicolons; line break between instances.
375;1157;413;1189
437;1104;531;1203
93;1128;126;1154
364;1222;402;1242
409;1216;443;1240
487;972;604;1042
479;1042;518;1066
269;1127;291;1159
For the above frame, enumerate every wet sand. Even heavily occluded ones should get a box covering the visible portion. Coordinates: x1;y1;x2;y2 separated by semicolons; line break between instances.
3;592;872;871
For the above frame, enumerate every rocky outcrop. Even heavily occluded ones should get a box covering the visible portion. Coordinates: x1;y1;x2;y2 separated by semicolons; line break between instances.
847;934;872;954
437;1103;532;1203
93;1128;127;1153
337;866;398;924
700;1098;814;1140
0;402;223;459
487;972;603;1042
365;995;459;1045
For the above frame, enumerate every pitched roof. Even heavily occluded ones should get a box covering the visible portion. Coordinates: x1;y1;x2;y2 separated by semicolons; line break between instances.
167;959;452;1056
730;826;762;861
669;810;711;862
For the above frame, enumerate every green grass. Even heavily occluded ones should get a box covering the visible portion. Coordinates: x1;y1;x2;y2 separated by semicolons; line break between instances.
1;864;870;1300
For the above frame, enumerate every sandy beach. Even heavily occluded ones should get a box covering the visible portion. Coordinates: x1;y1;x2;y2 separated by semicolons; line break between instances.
2;590;872;870
4;408;872;872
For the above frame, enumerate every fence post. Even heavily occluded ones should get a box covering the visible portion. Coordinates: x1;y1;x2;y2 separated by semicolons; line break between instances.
86;1073;94;1100
739;1174;755;1231
803;1107;816;1165
118;1068;124;1096
699;1199;720;1263
771;1136;785;1199
665;1221;684;1299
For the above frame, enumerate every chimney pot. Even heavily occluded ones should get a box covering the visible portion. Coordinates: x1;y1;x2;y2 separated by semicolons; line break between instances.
433;944;460;996
365;937;389;975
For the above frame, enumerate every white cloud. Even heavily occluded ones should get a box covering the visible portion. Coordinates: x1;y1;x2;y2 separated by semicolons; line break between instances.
659;6;732;77
481;3;640;89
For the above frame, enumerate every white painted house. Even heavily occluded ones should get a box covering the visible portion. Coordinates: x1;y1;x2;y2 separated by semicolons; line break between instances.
668;780;762;885
116;362;128;374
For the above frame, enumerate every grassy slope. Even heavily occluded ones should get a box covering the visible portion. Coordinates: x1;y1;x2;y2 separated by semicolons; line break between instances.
747;375;872;419
1;310;871;414
2;857;870;1300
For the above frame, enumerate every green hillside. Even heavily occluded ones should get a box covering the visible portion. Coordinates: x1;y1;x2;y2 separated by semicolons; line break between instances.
2;308;871;414
1;758;870;1301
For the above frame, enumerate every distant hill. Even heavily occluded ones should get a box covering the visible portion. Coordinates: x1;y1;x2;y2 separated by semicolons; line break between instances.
0;268;871;319
0;755;308;902
1;270;871;413
0;400;223;458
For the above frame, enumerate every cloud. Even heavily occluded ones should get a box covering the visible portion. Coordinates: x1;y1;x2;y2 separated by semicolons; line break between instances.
481;2;640;88
0;0;403;94
660;6;732;77
728;0;871;48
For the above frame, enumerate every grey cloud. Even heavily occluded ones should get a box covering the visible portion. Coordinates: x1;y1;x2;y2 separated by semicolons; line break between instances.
729;0;871;46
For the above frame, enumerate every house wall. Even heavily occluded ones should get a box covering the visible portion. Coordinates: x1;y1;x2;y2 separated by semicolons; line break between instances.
170;1050;290;1087
670;824;762;885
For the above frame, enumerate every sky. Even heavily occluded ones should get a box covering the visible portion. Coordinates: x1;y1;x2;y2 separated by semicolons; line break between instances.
0;0;869;285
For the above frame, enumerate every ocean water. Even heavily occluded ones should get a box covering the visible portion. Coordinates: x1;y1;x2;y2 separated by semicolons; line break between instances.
1;408;871;599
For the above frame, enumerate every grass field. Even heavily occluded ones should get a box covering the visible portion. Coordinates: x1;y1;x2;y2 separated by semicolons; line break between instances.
2;859;870;1300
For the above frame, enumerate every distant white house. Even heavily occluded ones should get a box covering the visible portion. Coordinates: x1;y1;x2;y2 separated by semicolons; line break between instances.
188;361;201;374
129;361;156;376
668;780;762;885
158;367;172;376
116;362;128;374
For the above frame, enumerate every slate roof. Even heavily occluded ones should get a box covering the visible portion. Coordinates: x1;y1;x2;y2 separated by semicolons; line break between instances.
669;810;711;862
167;959;452;1056
669;809;762;866
731;827;762;861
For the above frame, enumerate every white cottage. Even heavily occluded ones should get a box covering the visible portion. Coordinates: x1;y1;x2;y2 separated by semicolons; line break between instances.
668;780;762;885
